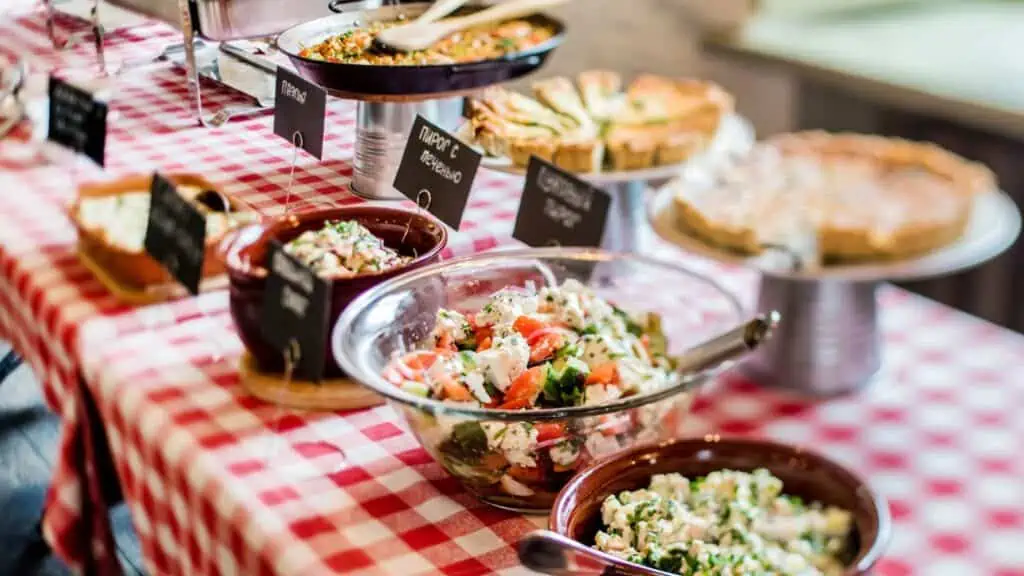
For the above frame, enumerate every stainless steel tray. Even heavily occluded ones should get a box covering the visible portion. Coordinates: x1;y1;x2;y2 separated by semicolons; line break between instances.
104;0;343;40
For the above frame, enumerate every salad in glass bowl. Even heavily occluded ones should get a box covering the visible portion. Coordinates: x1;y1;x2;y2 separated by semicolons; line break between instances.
332;249;744;511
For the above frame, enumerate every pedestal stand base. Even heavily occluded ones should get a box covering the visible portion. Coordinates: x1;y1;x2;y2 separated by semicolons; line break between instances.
601;179;651;253
351;98;464;201
744;278;881;396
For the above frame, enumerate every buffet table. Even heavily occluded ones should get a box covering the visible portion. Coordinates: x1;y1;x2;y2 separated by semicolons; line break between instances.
2;4;1024;576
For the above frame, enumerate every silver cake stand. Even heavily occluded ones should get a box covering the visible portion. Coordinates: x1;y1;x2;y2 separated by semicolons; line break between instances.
480;114;756;253
649;184;1022;396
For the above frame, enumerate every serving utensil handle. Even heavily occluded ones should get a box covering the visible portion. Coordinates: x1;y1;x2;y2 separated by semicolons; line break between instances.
674;311;781;376
415;0;473;25
442;0;571;30
517;530;614;575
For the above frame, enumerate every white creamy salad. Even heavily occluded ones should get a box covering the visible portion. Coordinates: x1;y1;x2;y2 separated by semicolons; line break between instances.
284;220;411;278
594;469;854;575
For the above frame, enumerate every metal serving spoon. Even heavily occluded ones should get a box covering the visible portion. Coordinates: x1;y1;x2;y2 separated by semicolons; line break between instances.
518;530;639;575
375;0;570;53
672;310;780;378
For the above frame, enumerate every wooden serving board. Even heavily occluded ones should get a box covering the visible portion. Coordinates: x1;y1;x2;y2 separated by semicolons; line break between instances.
239;353;384;412
77;246;229;305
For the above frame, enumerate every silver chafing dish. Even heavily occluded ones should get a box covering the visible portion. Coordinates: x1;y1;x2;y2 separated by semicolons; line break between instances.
101;0;339;40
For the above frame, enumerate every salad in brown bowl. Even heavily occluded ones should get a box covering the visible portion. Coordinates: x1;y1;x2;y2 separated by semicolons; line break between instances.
221;205;447;378
539;437;890;575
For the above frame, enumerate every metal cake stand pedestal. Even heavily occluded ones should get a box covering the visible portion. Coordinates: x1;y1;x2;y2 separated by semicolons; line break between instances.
481;114;756;253
650;184;1022;396
346;97;466;201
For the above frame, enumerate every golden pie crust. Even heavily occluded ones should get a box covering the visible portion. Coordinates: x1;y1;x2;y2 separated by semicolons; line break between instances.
672;132;996;262
464;71;734;173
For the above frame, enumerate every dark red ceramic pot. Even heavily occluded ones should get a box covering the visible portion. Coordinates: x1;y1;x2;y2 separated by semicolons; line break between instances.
550;437;891;575
220;205;447;378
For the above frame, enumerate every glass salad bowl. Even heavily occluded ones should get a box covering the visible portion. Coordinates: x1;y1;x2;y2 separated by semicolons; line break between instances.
332;248;745;512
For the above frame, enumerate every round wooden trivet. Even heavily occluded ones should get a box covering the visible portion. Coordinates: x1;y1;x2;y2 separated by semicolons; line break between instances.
239;353;384;411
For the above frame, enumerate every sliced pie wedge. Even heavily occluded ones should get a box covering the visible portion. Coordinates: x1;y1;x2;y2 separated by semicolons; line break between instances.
577;69;624;123
473;87;577;135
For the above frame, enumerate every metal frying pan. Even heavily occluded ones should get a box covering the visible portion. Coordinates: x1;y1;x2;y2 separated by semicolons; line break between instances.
275;1;566;98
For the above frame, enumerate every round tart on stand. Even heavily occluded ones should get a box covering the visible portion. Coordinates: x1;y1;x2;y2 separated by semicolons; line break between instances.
650;131;1020;395
460;70;754;252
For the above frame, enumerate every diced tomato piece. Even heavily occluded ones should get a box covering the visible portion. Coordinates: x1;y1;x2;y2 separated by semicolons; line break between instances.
597;414;631;437
499;366;546;409
640;334;651;352
435;332;456;352
383;365;404;385
404;351;438;371
476;336;493;352
513;315;547;338
585;362;619;386
529;332;564;364
507;465;546;484
474;325;494;351
438;375;473;402
480;451;509;470
535;422;566;443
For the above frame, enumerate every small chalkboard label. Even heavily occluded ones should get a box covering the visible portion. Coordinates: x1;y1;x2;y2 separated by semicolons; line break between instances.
272;66;326;160
393;115;481;230
143;173;207;295
47;76;107;166
260;241;331;381
513;157;611;248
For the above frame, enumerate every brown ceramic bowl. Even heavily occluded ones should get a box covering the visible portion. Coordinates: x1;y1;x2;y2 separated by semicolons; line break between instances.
550;437;890;575
220;205;447;378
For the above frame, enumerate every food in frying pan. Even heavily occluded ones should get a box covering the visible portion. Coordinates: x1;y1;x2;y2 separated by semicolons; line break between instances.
297;17;557;65
461;71;734;173
670;131;995;263
382;279;680;503
284;220;411;278
593;469;854;575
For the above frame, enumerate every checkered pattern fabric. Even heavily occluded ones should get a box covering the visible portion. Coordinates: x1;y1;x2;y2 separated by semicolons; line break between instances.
2;3;1024;575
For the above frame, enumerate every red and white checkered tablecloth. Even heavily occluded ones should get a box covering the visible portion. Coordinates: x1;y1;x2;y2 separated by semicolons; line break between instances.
2;3;1024;576
0;5;519;572
74;276;1024;576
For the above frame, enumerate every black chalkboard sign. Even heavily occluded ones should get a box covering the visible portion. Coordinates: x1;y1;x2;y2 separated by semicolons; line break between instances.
143;173;207;295
513;157;611;248
272;66;326;160
47;76;107;166
260;241;331;382
393;115;481;230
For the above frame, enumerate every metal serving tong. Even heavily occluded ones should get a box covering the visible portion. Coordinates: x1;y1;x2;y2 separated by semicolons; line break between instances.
673;310;780;379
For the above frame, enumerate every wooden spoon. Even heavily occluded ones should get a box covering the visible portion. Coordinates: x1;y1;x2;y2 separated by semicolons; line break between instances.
374;0;570;53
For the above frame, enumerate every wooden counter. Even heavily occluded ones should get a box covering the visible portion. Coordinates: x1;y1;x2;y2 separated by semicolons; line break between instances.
703;1;1024;140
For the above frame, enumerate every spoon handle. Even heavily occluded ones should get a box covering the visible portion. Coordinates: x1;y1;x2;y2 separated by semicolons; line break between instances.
517;530;614;575
441;0;571;31
674;311;780;376
414;0;472;25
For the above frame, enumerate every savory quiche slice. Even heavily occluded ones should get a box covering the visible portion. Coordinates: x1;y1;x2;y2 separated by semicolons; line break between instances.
577;69;625;123
532;77;594;132
532;77;603;172
473;87;577;135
